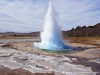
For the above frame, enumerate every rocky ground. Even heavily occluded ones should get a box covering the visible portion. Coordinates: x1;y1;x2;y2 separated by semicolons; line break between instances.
0;38;100;75
0;65;54;75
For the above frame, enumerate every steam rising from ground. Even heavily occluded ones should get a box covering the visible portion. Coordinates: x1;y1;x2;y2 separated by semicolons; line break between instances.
34;2;71;51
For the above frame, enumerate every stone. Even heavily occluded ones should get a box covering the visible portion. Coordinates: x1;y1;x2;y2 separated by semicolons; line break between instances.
71;58;78;61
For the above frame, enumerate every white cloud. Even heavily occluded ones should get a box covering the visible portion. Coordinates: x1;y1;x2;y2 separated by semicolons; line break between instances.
0;0;100;32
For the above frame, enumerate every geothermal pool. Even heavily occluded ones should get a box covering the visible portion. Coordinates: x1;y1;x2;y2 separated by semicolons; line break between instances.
34;1;71;51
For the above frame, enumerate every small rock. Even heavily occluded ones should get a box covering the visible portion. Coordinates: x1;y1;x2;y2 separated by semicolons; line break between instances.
0;52;14;57
71;58;78;61
36;64;49;70
62;57;72;62
0;44;6;47
14;56;29;62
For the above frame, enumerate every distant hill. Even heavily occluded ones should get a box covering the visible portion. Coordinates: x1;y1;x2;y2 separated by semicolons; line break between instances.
63;23;100;37
0;32;40;37
0;23;100;38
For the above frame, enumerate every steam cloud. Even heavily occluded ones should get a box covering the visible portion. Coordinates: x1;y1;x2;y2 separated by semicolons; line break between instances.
34;1;71;51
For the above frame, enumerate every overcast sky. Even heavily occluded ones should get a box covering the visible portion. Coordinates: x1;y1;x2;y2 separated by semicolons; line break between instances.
0;0;100;32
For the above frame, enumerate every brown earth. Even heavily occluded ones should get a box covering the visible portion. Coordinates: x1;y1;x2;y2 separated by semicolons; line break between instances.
3;38;100;59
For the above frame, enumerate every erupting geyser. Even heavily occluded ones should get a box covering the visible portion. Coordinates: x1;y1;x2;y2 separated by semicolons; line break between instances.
34;1;71;51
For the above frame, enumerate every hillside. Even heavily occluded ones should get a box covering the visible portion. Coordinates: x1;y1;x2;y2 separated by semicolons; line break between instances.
63;23;100;37
0;23;100;38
